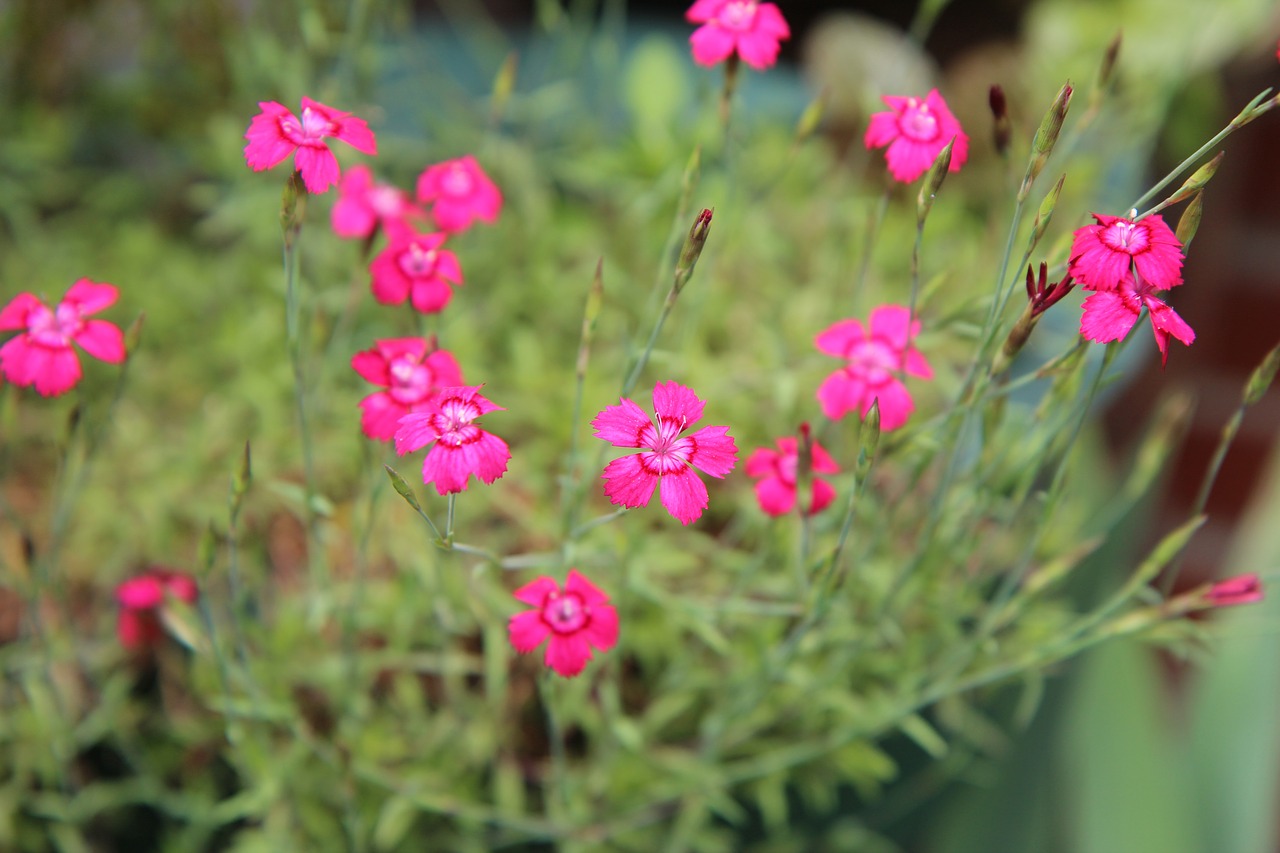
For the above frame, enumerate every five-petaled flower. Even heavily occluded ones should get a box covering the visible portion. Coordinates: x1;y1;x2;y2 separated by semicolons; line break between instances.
243;97;377;194
1079;273;1195;366
415;156;503;233
0;279;126;396
369;224;464;313
816;305;933;432
351;338;463;441
508;570;619;678
331;165;425;240
685;0;791;70
395;385;511;494
1068;212;1184;292
864;90;970;183
591;381;738;525
745;426;840;517
116;568;199;651
1205;573;1264;608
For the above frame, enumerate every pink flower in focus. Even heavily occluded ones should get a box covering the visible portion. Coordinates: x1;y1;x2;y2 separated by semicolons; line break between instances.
745;426;840;517
395;386;511;494
816;305;933;431
685;0;791;70
331;165;425;239
0;279;126;396
415;156;503;233
369;225;463;313
864;90;969;183
1205;573;1264;607
508;569;619;678
116;568;199;650
591;381;738;525
351;338;463;441
1068;213;1184;292
243;97;377;194
1079;273;1195;366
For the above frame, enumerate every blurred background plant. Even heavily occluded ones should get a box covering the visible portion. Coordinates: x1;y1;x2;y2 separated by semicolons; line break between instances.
1;0;1279;850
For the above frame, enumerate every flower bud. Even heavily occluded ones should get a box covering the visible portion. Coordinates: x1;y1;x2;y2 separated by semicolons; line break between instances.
989;84;1012;157
917;138;954;225
675;208;713;294
1243;343;1280;406
1175;191;1204;248
1021;83;1072;199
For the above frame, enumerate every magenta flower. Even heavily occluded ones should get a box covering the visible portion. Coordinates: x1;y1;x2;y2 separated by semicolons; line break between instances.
864;90;970;183
395;386;511;495
243;97;377;194
0;279;126;396
685;0;791;70
816;305;933;432
116;568;198;650
351;338;463;441
1079;273;1195;366
508;569;619;678
415;156;503;233
1068;213;1184;292
1205;573;1264;608
369;224;463;313
331;165;425;239
745;427;840;517
591;381;738;525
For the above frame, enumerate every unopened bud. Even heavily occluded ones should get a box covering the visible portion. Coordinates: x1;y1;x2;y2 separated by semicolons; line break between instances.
1028;174;1066;252
857;401;881;480
674;208;713;293
124;312;146;356
1098;32;1122;92
491;51;519;122
793;93;825;147
1243;343;1280;406
1175;191;1204;248
281;171;307;245
917;138;955;225
989;85;1012;157
1022;83;1072;198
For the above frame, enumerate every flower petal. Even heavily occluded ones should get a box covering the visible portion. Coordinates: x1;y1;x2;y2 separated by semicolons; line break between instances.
658;467;710;525
754;475;796;516
651;381;705;426
1079;290;1138;344
565;569;610;608
601;454;658;509
591;397;654;447
508;609;551;653
686;425;737;478
584;603;619;652
75;320;126;364
545;633;593;677
513;576;560;607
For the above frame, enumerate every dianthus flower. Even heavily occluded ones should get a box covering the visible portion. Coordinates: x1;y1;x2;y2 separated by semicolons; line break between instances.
816;305;933;432
508;569;619;678
685;0;791;70
415;156;503;233
1079;273;1194;366
591;381;738;525
369;224;463;313
395;386;511;494
116;568;199;650
1068;212;1184;291
745;427;840;517
351;338;463;441
331;165;425;239
1205;573;1264;608
243;97;377;194
864;90;969;183
0;279;126;396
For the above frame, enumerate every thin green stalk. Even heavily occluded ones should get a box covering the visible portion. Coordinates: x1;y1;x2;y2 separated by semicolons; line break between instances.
852;183;892;304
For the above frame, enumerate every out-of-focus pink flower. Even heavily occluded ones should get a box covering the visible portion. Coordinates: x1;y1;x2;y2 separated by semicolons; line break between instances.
745;426;840;517
369;225;463;313
116;568;199;650
591;381;738;525
243;97;377;194
351;338;463;441
1205;573;1263;607
508;569;619;678
864;89;969;183
415;156;502;233
395;386;511;494
1079;273;1194;366
685;0;791;70
331;165;425;239
0;279;126;396
1068;213;1184;292
816;305;932;431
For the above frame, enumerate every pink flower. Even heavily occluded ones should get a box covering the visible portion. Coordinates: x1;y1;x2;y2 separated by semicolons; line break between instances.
394;385;511;494
508;569;619;678
864;89;970;183
685;0;791;70
116;568;198;650
415;156;503;233
1079;273;1195;366
0;279;126;396
1205;573;1264;607
369;224;463;313
351;338;463;441
591;381;738;525
1068;213;1184;292
243;97;377;194
816;305;933;432
331;165;425;239
745;426;840;517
